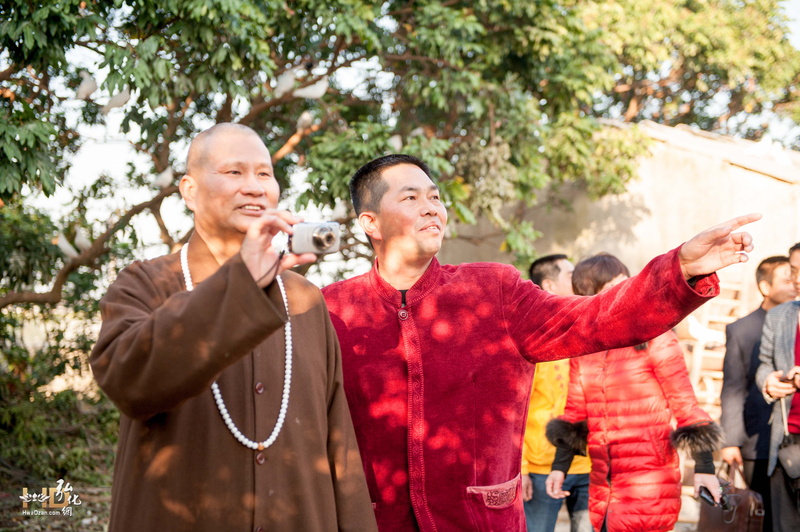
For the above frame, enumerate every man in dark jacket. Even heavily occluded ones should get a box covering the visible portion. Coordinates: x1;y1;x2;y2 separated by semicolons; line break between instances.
720;255;797;530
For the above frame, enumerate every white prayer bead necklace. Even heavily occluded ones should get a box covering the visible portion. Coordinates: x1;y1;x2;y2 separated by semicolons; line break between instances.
180;243;292;451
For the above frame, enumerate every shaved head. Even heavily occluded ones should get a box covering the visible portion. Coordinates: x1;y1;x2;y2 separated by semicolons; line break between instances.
186;123;263;176
178;122;279;248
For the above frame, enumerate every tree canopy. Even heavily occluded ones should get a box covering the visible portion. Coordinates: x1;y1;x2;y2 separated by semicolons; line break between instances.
591;0;800;135
1;0;798;488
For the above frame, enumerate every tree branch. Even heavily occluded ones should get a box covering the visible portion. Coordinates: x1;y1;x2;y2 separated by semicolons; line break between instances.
0;65;19;83
623;93;641;122
132;141;161;168
240;54;365;125
239;94;293;125
488;101;496;144
149;197;176;249
388;0;460;16
272;123;324;162
452;231;505;245
384;54;461;71
216;93;233;122
157;97;190;170
0;186;180;310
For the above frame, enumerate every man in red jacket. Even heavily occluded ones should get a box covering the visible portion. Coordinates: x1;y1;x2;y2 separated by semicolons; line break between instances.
322;154;758;532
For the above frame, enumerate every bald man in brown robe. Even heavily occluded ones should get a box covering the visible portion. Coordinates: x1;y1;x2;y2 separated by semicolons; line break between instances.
90;123;377;532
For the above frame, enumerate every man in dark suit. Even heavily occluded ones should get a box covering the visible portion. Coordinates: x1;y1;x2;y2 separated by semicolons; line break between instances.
721;256;797;530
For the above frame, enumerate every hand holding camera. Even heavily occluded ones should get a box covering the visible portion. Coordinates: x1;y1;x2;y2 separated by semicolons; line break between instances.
288;222;341;255
240;211;322;288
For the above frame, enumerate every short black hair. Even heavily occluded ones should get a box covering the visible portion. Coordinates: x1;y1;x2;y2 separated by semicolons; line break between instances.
756;256;789;286
790;242;800;255
529;254;569;287
349;154;432;215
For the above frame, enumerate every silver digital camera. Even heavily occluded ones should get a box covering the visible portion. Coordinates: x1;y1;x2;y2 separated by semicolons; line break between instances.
288;222;341;255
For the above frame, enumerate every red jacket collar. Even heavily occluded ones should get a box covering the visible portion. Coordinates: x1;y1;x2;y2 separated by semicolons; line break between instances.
368;257;442;307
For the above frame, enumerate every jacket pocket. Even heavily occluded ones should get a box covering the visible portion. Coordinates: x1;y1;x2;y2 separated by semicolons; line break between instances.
647;427;670;466
465;473;521;531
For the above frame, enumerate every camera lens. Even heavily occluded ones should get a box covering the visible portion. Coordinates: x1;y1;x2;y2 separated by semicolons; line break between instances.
312;226;335;250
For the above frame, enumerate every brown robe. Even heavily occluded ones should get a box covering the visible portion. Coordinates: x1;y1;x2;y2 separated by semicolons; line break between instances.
90;234;377;532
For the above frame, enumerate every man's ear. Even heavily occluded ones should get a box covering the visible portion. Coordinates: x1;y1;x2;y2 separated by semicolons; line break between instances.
179;174;198;213
541;278;555;294
358;212;381;242
757;279;771;298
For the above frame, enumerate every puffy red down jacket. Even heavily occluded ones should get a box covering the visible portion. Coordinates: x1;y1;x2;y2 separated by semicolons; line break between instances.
557;330;714;532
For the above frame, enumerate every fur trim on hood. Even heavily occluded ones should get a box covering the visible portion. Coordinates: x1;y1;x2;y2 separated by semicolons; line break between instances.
670;421;723;453
545;418;588;456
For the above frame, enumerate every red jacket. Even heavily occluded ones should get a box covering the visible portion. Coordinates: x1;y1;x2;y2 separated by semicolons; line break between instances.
323;249;717;531
559;331;713;532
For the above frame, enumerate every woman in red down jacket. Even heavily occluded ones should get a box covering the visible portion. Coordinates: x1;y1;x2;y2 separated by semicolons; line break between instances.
545;253;723;532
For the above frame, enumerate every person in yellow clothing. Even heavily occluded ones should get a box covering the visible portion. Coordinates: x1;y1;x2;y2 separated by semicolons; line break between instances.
523;255;591;532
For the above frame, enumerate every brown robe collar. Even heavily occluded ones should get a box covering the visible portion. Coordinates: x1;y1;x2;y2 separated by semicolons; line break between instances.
184;231;230;286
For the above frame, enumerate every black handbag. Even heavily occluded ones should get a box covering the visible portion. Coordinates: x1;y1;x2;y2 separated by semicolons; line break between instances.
778;397;800;479
696;463;764;532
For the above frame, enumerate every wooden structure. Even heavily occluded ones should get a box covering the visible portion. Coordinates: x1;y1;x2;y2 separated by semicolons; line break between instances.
676;281;749;421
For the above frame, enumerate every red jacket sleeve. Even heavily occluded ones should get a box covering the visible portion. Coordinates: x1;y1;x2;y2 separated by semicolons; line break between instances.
649;330;711;428
503;247;719;363
561;357;589;425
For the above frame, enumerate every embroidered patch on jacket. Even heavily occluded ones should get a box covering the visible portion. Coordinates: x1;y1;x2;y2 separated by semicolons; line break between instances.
482;486;516;508
466;474;519;509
